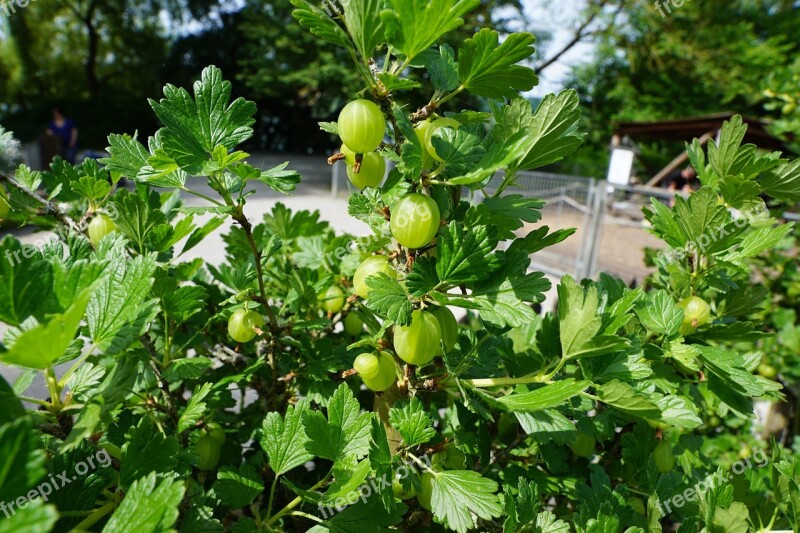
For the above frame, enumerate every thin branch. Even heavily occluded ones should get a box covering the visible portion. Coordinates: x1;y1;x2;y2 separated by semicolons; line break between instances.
0;173;82;233
534;0;609;75
141;334;180;426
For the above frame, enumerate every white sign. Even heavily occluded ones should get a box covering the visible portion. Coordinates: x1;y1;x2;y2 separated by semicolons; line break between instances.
606;148;635;185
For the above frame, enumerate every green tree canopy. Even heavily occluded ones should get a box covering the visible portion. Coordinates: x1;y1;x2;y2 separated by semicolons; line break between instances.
562;0;800;176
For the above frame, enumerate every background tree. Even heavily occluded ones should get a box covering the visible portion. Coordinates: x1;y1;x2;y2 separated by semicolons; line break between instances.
0;0;217;145
0;0;527;153
560;0;800;177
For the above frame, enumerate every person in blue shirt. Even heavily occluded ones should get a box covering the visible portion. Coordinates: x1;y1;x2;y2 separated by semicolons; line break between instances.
46;107;78;164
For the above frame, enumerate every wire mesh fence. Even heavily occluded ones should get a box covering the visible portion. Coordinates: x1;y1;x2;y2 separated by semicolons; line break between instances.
332;165;674;285
486;171;670;285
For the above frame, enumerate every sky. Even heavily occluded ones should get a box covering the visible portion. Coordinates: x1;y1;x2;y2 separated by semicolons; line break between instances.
519;0;598;97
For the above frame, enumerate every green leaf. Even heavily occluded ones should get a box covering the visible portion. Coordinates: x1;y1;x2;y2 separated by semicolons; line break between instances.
291;0;354;50
718;175;762;210
368;418;395;511
533;512;570;533
261;399;314;476
178;382;213;433
364;273;414;326
508;226;575;255
388;397;437;447
111;191;169;252
102;472;185;533
162;285;208;326
466;195;544;240
0;236;57;327
723;222;794;263
181;215;227;255
178;205;233;216
342;0;385;61
66;363;106;402
643;197;687;248
0;287;93;369
0;418;47;503
457;29;538;99
437;255;550;328
348;188;387;230
436;222;501;284
430;470;504;533
321;457;373;505
634;290;682;336
162;357;213;381
707;115;747;178
302;383;372;464
759;159;800;202
596;380;660;418
14;164;43;191
557;276;599;357
149;65;256;174
378;72;422;91
120;418;180;488
497;379;589;413
710;502;750;533
0;376;25;425
138;147;187;188
698;347;781;417
319;121;339;135
514;409;576;445
654;396;703;429
0;500;58;533
432;125;486;178
86;252;157;352
137;134;188;188
503;477;537;532
181;505;224;533
672;187;728;243
212;465;265;509
499;92;583;172
310;493;407;533
421;45;459;92
51;257;108;310
447;127;540;187
381;0;479;63
70;175;111;203
254;162;301;194
406;256;440;297
61;403;103;453
100;133;149;180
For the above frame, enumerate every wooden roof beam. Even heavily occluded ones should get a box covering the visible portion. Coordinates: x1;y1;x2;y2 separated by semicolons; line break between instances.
645;129;717;187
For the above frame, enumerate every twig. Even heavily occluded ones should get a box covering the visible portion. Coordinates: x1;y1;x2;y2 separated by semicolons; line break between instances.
0;173;82;233
534;0;609;75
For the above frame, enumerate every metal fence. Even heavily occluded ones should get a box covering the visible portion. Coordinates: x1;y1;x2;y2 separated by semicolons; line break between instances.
483;171;602;280
332;165;704;285
496;171;678;284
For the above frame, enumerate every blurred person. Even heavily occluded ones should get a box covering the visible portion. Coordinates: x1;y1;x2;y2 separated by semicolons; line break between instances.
664;166;699;206
46;107;78;164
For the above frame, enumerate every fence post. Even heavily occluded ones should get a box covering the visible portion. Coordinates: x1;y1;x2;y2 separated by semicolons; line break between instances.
588;181;609;278
576;180;608;279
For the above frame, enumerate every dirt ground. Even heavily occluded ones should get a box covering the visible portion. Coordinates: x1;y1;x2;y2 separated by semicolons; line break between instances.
524;205;666;286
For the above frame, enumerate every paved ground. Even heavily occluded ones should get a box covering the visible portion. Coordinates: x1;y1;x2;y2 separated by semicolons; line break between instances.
528;207;664;286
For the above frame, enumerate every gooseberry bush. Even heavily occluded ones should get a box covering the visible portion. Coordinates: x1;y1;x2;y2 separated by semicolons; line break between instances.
1;2;800;532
